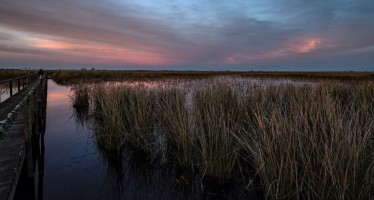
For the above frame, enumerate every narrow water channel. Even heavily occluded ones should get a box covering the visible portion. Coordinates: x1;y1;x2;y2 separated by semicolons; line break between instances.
42;79;116;199
15;79;115;199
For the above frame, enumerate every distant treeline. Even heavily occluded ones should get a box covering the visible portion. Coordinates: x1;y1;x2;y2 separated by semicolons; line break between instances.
0;69;37;80
1;69;373;83
47;69;374;85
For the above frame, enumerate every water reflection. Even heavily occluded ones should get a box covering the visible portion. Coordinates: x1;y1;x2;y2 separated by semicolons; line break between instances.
93;146;253;200
23;80;115;200
0;85;20;103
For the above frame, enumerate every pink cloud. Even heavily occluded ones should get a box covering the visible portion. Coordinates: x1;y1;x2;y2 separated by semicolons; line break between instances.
25;37;169;66
224;38;321;64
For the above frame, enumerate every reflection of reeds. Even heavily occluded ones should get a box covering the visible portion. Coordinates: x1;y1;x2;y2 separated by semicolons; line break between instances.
70;83;91;127
71;83;90;108
71;79;374;199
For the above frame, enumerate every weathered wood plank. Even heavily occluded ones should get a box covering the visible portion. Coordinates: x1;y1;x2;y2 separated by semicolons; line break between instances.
0;110;25;200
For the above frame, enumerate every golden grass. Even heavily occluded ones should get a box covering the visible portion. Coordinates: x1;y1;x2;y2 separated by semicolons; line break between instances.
119;86;156;154
71;77;374;199
91;85;126;151
235;81;374;199
157;88;196;168
194;85;242;180
91;84;158;154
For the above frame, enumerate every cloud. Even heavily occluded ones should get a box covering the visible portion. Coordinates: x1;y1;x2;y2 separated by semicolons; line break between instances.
224;38;321;64
0;32;14;41
0;1;184;59
0;44;52;55
0;0;373;70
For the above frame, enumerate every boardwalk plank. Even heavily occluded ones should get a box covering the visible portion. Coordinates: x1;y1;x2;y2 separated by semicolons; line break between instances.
0;110;25;199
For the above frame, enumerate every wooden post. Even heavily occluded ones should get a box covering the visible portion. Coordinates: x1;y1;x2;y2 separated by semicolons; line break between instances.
38;125;45;199
24;98;34;178
9;80;13;96
18;78;21;91
38;77;47;198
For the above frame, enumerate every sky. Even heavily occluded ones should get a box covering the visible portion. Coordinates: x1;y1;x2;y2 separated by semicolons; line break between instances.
0;0;374;71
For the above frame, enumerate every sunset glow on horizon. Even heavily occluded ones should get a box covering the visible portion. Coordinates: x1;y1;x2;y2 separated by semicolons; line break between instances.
28;37;169;65
0;0;373;71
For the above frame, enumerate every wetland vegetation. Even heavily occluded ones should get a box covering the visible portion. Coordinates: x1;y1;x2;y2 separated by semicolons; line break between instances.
49;69;374;84
64;70;374;200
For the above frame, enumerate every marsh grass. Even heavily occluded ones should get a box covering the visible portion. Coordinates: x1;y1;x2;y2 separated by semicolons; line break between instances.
235;81;374;199
71;78;374;199
157;88;196;169
91;84;159;155
71;83;90;108
91;85;125;151
119;86;157;154
194;85;243;181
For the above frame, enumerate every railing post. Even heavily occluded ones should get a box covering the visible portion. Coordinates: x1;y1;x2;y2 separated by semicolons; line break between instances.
24;94;34;178
18;78;21;91
0;73;40;100
9;80;13;96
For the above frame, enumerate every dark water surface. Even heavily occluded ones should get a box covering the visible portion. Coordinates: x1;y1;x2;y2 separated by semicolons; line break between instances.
15;80;115;200
42;80;115;199
15;79;253;200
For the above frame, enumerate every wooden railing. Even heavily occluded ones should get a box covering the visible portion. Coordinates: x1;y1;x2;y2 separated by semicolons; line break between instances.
0;74;39;102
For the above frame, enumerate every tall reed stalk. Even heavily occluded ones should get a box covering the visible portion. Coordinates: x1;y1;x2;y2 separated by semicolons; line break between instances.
194;85;242;181
92;85;125;151
119;86;156;154
157;88;196;169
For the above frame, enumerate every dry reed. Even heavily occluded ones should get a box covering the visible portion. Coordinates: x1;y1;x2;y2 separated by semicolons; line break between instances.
194;85;242;181
70;78;374;199
235;81;374;199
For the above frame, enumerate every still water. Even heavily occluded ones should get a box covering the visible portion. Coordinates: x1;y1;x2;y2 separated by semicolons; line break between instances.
42;80;114;199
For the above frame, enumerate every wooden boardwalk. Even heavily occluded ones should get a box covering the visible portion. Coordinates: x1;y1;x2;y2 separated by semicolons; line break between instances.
0;74;46;200
0;113;25;200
